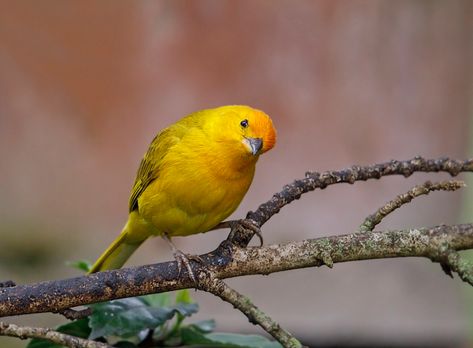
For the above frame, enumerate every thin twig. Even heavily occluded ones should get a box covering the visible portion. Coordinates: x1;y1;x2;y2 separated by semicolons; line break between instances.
1;223;473;318
356;179;472;287
359;180;465;232
230;157;473;247
432;249;473;286
58;308;93;320
196;274;303;348
0;322;111;348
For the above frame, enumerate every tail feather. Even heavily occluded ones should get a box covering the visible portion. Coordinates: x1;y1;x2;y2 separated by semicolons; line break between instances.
89;216;149;273
88;236;144;273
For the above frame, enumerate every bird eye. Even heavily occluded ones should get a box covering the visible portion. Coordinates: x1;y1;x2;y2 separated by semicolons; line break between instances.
240;119;249;128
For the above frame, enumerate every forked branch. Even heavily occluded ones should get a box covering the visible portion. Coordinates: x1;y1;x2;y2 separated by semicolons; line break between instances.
1;157;472;348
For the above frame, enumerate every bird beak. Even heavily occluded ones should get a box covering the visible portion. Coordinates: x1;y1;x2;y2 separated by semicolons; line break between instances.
243;137;263;155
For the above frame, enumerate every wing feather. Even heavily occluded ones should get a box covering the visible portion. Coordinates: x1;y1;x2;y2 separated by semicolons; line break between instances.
128;128;181;212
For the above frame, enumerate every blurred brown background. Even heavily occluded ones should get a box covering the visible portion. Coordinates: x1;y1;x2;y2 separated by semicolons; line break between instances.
0;1;472;347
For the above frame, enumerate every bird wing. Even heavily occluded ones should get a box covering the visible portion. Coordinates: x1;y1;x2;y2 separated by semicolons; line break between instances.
128;127;183;212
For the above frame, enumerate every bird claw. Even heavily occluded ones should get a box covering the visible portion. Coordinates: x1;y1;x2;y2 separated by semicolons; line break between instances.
172;250;205;283
162;234;206;283
226;219;263;246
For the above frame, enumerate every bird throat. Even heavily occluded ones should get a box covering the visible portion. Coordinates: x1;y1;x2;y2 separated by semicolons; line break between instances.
207;150;258;181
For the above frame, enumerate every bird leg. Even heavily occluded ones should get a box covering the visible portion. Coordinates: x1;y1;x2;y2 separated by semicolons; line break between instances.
161;234;203;282
213;219;263;246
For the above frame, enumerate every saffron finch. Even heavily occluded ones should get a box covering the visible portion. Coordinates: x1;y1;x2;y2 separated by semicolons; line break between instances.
89;105;276;276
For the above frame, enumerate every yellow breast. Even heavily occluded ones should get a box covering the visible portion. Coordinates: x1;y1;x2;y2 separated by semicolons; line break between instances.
137;129;257;237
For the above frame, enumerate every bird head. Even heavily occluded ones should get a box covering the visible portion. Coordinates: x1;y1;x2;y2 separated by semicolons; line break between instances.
207;105;276;158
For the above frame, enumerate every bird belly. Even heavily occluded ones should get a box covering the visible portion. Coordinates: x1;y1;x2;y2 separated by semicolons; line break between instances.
137;169;252;237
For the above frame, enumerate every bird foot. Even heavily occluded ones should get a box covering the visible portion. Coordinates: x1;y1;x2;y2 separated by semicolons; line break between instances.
172;250;205;283
217;219;263;246
162;234;206;283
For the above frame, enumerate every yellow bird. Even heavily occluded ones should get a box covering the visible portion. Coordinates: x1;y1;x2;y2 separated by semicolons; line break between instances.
89;105;276;275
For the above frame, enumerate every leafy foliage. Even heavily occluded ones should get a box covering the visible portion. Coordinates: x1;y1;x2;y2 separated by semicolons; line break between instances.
65;259;92;273
27;290;281;348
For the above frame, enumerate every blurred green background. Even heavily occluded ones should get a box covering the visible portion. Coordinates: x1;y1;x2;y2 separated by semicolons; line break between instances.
0;1;472;347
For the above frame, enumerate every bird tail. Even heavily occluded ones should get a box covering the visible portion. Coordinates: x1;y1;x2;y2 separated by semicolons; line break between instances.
88;214;149;273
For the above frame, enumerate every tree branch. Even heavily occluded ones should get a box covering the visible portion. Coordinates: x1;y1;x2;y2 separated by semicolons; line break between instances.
359;180;465;232
231;157;473;246
0;322;111;348
196;274;303;348
1;223;473;318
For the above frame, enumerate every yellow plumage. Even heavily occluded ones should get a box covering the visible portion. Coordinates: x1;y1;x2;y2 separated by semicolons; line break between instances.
89;105;276;273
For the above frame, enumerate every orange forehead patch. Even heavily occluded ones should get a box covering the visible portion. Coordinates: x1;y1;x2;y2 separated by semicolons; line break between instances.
249;109;276;153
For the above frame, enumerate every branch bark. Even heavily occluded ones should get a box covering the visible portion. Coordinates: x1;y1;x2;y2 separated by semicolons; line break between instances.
1;223;472;318
196;274;302;348
359;180;465;232
231;156;473;246
0;322;111;348
1;156;473;348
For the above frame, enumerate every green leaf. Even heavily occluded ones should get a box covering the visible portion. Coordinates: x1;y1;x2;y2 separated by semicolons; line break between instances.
66;260;92;273
188;319;216;333
56;318;90;338
206;333;283;348
172;289;198;334
89;298;169;339
114;342;139;348
175;289;194;304
179;326;218;346
173;302;199;317
180;326;282;348
141;292;171;308
88;297;198;340
27;319;91;348
27;337;60;347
